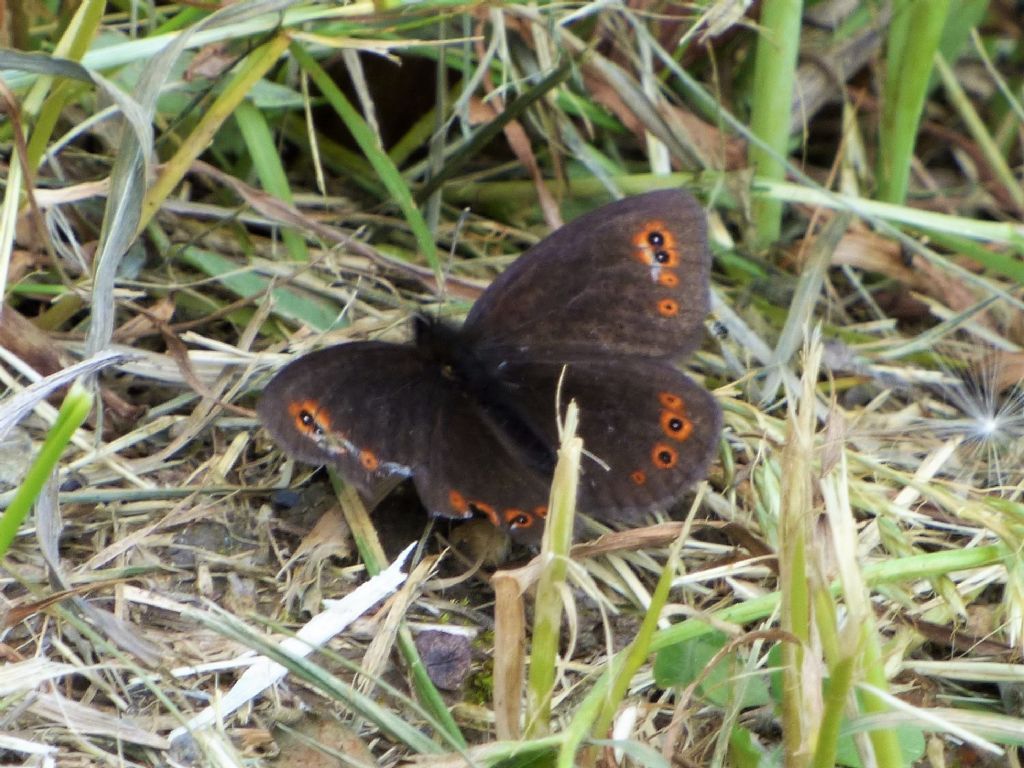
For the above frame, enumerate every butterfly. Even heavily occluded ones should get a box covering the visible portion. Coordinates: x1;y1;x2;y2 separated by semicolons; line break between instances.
258;190;721;543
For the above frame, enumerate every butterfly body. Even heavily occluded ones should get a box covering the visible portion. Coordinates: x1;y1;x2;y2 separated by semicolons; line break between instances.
258;190;721;543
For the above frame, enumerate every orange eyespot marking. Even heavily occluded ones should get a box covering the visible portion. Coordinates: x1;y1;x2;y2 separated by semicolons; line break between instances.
533;505;548;520
359;449;379;471
658;270;679;287
471;501;500;527
448;489;469;516
631;469;647;486
661;410;693;441
659;392;684;412
289;399;330;435
657;298;679;317
652;443;678;468
632;221;680;267
506;508;534;528
652;248;679;267
640;226;666;247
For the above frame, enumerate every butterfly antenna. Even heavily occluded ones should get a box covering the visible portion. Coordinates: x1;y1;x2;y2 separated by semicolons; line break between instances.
438;206;471;306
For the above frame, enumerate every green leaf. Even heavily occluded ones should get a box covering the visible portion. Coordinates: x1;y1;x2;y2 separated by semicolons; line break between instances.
177;246;340;331
653;632;771;709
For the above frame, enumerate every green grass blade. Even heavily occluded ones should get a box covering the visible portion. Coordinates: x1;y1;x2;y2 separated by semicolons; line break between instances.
141;33;293;233
290;42;440;280
0;382;92;557
748;0;804;248
877;0;951;203
527;402;582;738
591;527;690;745
234;99;311;263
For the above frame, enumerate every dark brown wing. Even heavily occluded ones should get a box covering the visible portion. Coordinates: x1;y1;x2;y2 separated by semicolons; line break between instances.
258;341;554;539
490;358;721;524
463;190;711;361
257;343;441;497
412;386;554;543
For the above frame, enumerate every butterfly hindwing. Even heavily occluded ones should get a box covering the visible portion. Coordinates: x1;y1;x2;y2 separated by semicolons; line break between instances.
413;387;554;541
491;358;721;525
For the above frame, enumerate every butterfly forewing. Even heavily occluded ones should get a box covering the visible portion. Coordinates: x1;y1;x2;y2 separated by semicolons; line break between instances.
258;343;442;494
464;190;711;361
